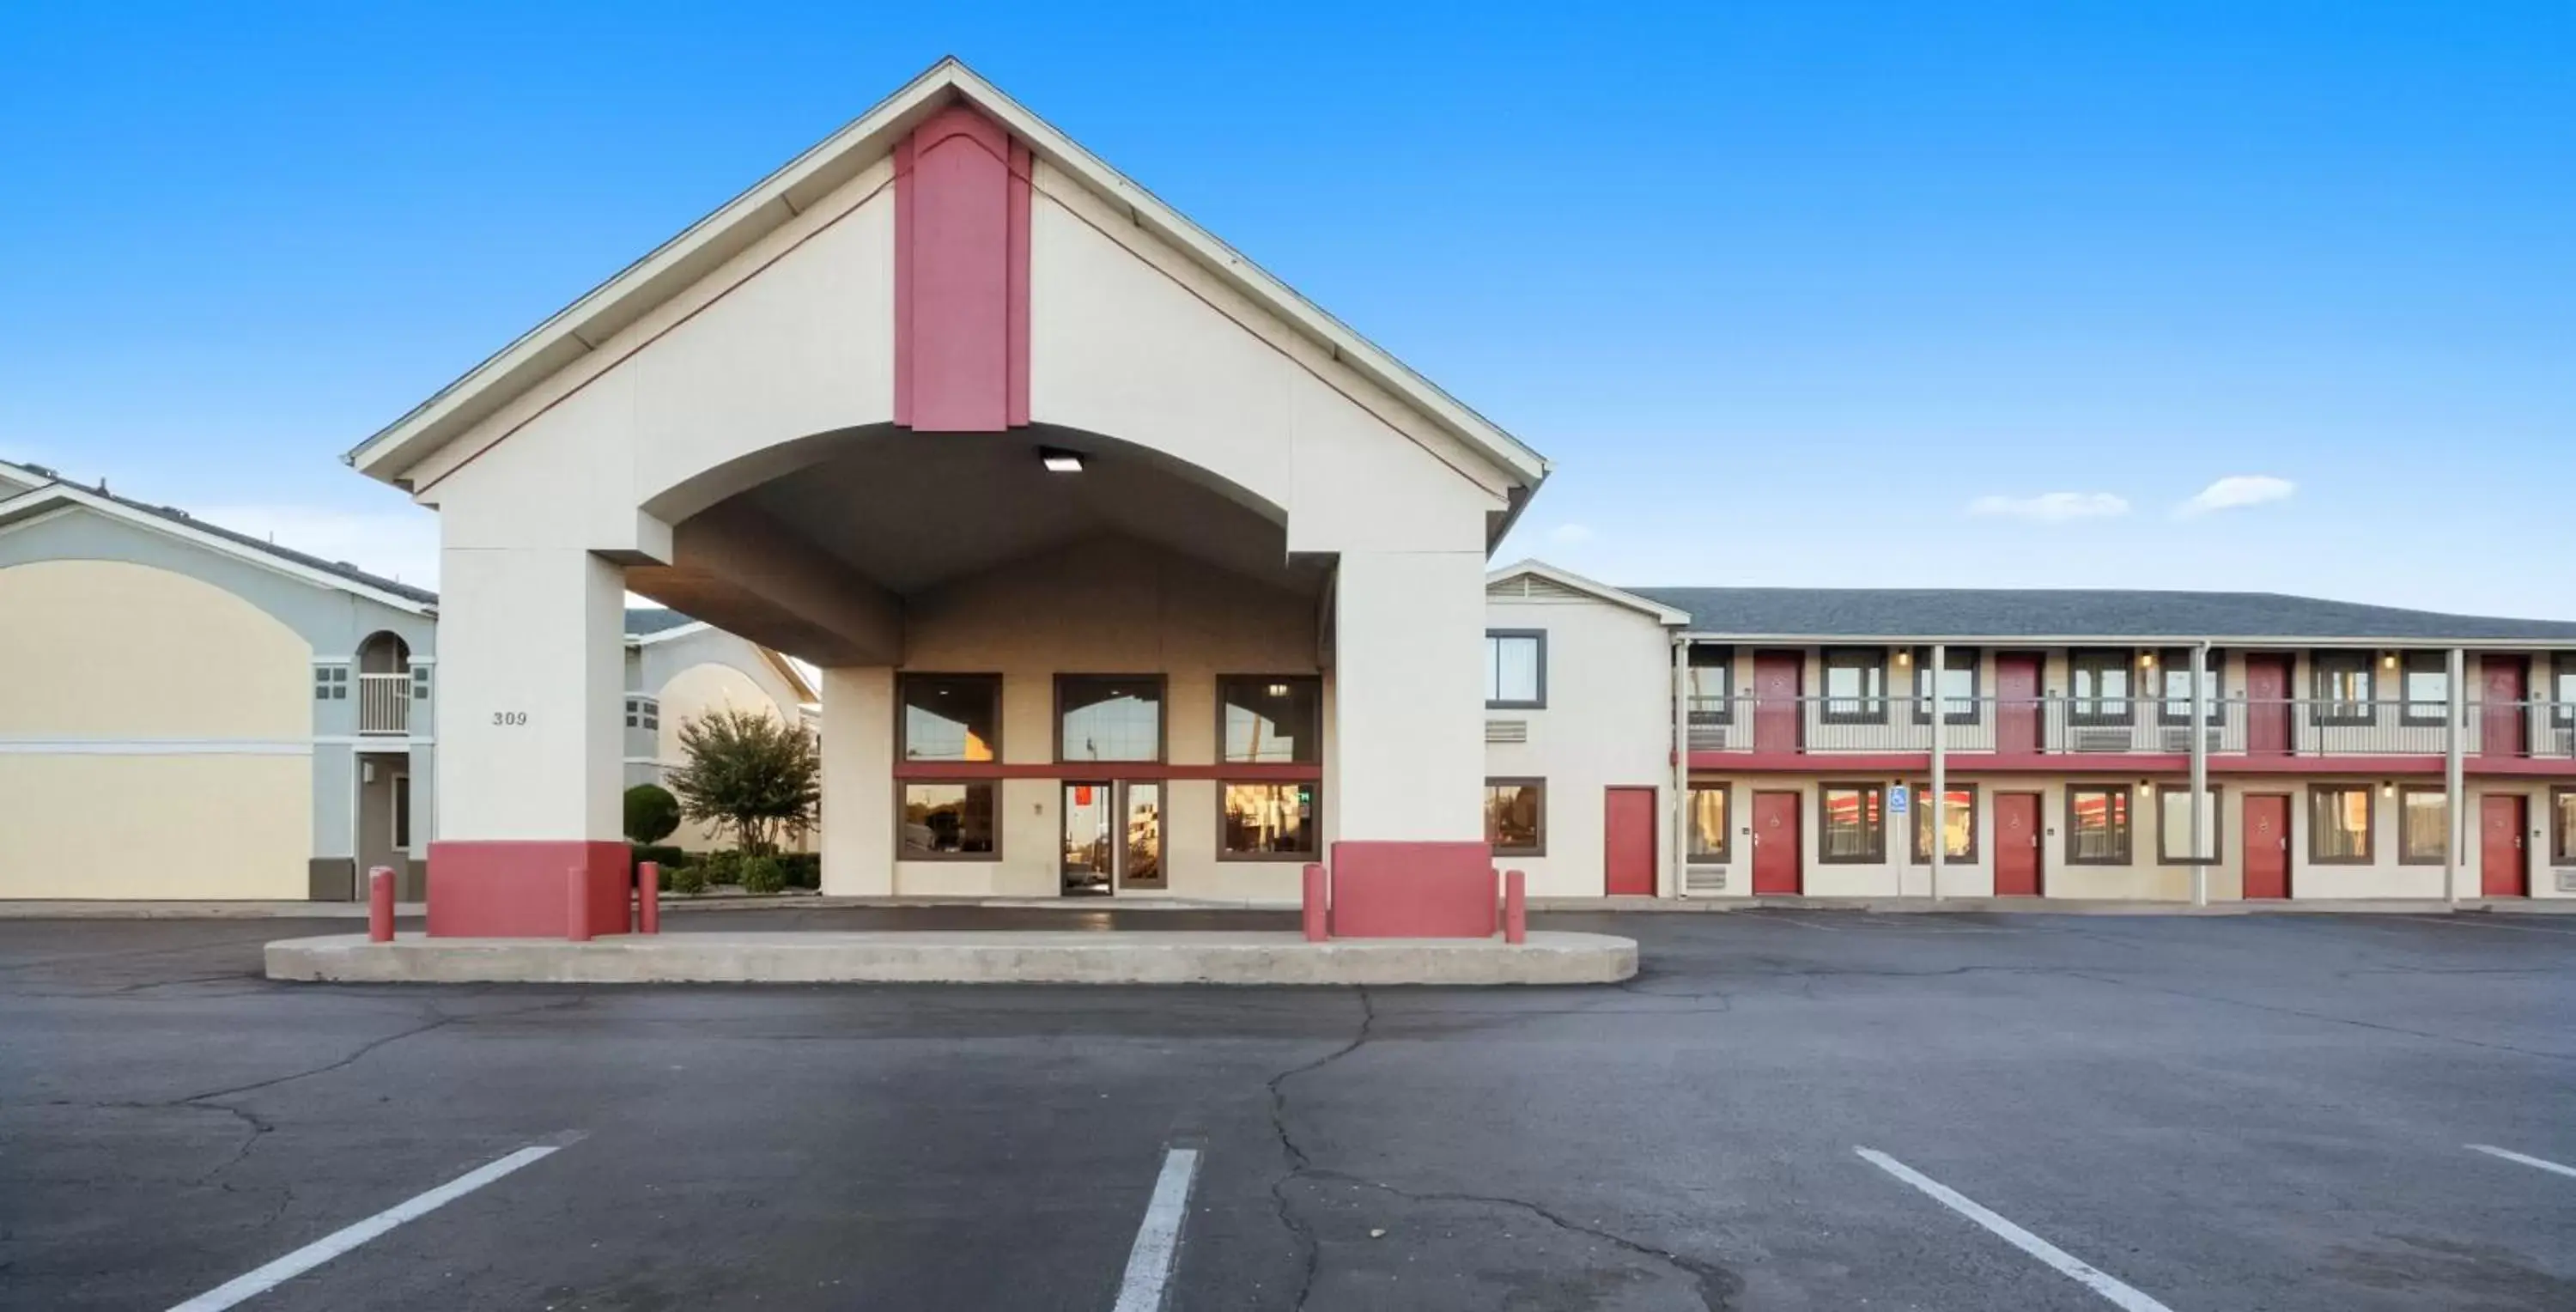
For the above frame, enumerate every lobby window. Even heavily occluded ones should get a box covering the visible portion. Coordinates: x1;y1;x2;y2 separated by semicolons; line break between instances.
1908;783;1977;862
1220;782;1316;859
1485;631;1545;708
1911;649;1979;725
2069;651;2135;726
901;782;996;859
1687;646;1734;722
2555;788;2576;864
1058;676;1163;762
2400;653;2448;726
2066;786;2133;865
901;674;999;762
2309;784;2374;863
1821;650;1889;725
2398;786;2447;864
2156;785;2221;865
1485;779;1545;856
1686;785;1730;863
2157;649;2223;726
1819;784;1886;863
2313;653;2374;726
1219;676;1321;763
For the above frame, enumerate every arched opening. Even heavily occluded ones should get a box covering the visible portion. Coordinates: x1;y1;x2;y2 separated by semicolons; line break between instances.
354;631;413;737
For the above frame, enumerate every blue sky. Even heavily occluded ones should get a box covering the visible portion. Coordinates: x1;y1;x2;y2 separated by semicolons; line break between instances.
3;3;2569;616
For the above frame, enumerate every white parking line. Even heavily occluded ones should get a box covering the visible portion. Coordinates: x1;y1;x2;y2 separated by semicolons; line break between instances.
2397;915;2576;937
2469;1144;2576;1180
166;1140;573;1312
1110;1146;1201;1312
1855;1147;2174;1312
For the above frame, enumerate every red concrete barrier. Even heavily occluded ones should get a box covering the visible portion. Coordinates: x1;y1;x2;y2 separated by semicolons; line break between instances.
565;864;592;943
1503;869;1527;944
637;861;661;935
1327;841;1498;938
368;866;395;943
426;840;630;938
1301;863;1328;942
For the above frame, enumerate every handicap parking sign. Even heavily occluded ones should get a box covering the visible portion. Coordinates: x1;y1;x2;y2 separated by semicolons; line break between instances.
1890;785;1909;814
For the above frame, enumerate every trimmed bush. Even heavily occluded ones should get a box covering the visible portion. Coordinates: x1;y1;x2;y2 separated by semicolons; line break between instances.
696;849;744;887
623;784;682;846
668;863;709;896
738;855;787;895
777;853;821;890
629;844;689;877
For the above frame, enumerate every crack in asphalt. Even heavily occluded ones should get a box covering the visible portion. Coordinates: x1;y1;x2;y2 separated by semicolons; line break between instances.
1265;987;1375;1310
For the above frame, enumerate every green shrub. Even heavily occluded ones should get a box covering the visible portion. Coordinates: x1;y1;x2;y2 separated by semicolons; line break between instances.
668;863;709;896
738;854;787;895
667;709;820;854
623;784;682;846
696;849;744;887
776;853;821;889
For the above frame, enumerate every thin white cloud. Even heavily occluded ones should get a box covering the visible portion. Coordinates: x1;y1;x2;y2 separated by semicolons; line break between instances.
2177;475;2295;517
193;503;442;588
1548;522;1595;544
1966;491;2130;522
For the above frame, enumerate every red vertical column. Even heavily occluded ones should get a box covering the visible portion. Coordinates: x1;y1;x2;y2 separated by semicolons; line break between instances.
893;101;1031;433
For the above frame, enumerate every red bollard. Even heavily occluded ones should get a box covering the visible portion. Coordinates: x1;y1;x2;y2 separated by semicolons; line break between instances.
1503;869;1528;945
636;861;660;936
566;863;592;943
1301;863;1328;942
367;866;395;943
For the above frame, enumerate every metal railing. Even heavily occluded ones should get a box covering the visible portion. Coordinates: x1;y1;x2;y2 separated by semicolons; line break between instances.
1685;695;2576;760
358;672;410;735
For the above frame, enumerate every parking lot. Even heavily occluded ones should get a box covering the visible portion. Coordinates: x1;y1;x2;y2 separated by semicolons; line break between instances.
3;907;2571;1310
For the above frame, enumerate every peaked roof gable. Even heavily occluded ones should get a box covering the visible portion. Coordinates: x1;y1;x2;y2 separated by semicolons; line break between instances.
348;58;1548;500
1488;559;1688;626
0;482;438;613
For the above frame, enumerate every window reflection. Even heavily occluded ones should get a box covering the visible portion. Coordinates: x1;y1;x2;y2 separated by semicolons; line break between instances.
1222;783;1315;857
1220;677;1320;763
1060;677;1161;762
902;675;998;762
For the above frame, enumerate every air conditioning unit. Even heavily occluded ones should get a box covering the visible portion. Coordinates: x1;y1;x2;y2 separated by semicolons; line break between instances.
2160;727;2221;754
1684;865;1728;895
1485;719;1528;744
1688;724;1730;750
2557;867;2576;894
2554;727;2576;759
2070;727;2135;753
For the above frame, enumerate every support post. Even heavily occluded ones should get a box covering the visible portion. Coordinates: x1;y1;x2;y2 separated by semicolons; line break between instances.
1301;863;1328;942
566;864;592;943
1670;635;1689;899
1503;869;1528;944
1929;643;1946;902
2445;646;2465;906
637;861;661;935
2190;639;2210;908
368;866;395;943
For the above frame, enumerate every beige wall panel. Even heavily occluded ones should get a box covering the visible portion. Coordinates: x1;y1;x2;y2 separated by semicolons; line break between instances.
0;559;309;738
0;755;308;899
1482;595;1675;897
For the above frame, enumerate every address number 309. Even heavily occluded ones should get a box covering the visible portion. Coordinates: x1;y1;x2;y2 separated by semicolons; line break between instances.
491;711;529;726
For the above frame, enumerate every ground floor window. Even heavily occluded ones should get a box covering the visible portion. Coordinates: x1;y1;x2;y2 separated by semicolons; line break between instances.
2557;788;2576;864
1820;784;1886;863
2309;784;2373;863
902;782;996;858
1686;785;1730;862
2066;786;2133;865
1908;783;1976;862
2398;787;2448;864
2155;786;2221;865
1485;779;1546;855
1220;782;1316;859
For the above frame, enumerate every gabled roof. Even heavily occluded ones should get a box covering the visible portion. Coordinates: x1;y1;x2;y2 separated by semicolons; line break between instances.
1487;559;1688;626
0;479;438;613
0;459;52;497
1631;586;2576;646
346;58;1549;501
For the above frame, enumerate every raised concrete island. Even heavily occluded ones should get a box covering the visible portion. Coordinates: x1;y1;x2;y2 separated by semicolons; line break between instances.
264;931;1638;987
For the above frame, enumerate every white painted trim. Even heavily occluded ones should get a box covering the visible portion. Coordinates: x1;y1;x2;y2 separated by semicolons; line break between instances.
2468;1144;2576;1180
629;621;712;646
1111;1147;1200;1312
1488;559;1690;626
0;484;435;616
0;738;313;756
1855;1148;2173;1312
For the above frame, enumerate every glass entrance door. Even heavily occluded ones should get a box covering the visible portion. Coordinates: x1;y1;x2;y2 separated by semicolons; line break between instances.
1062;781;1163;895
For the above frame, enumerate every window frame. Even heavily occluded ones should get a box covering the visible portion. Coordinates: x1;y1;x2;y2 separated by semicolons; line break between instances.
2396;784;2449;866
1908;781;1979;863
1216;781;1322;862
2555;656;2576;729
2067;650;2136;727
1484;777;1547;857
2306;783;2376;865
898;672;1003;762
896;780;1001;862
1054;673;1169;764
623;695;660;732
313;664;350;702
2155;648;2225;726
1484;629;1547;710
1686;646;1735;724
1818;782;1888;864
2154;784;2224;866
2398;652;2449;727
1910;648;1981;726
1820;649;1891;726
1685;783;1732;865
2063;784;2136;866
1216;674;1322;765
2311;652;2376;727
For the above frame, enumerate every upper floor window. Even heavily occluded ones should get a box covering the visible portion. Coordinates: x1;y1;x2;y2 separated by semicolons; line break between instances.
1910;648;1978;725
2312;653;2374;726
2557;657;2576;728
1821;649;1888;725
2400;653;2448;726
2068;651;2135;726
1219;676;1321;764
623;695;660;732
1485;631;1545;708
312;664;349;701
901;674;999;762
1058;676;1163;762
1686;646;1733;722
2156;648;2222;726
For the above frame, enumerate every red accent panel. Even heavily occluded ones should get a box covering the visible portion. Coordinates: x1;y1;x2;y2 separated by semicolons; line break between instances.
894;761;1324;781
426;841;630;938
1603;787;1657;896
893;102;1031;433
1327;841;1497;938
1687;751;2576;778
2243;793;2291;898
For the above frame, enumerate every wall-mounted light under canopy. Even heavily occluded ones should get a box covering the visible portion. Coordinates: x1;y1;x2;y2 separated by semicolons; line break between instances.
1039;446;1084;473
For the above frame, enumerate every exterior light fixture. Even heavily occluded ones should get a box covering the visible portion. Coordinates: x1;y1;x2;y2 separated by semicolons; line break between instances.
2140;652;2157;669
1039;446;1084;473
1266;683;1291;697
1894;650;1911;667
2381;652;2397;670
2381;781;2396;798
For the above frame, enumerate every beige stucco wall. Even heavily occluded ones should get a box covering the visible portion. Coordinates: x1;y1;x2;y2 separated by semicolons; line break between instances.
0;560;312;898
1481;591;1676;897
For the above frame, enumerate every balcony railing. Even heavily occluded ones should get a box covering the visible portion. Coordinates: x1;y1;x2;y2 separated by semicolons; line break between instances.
358;672;410;735
1686;695;2576;760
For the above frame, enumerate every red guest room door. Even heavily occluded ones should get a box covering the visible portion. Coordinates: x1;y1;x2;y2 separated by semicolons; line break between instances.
1751;791;1802;893
2245;655;2293;756
1603;787;1658;896
1996;655;2043;754
2244;793;2291;898
1753;653;1801;754
2483;659;2528;758
1994;792;2043;896
2482;795;2528;897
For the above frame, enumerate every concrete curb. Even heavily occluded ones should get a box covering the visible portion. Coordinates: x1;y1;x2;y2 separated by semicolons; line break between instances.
263;930;1640;987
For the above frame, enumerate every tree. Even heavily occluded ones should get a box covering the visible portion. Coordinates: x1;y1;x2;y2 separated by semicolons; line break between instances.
667;708;820;855
623;783;681;846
